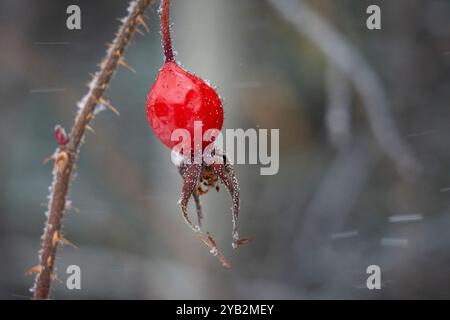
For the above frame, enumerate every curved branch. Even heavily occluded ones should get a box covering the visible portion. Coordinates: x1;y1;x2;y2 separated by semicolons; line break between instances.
325;64;352;149
268;0;421;178
32;0;154;300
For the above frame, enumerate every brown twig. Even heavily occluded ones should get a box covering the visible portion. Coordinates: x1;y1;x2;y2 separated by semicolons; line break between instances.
31;0;154;300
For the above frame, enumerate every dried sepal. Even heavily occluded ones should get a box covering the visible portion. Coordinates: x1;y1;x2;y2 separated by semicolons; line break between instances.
192;190;203;227
212;156;240;248
176;152;249;268
179;162;202;232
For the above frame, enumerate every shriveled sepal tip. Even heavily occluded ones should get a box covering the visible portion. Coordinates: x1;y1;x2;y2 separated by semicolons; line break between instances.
177;153;250;268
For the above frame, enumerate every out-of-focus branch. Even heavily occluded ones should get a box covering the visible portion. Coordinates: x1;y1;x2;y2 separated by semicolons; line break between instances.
325;64;352;149
268;0;421;179
297;139;375;245
31;0;154;300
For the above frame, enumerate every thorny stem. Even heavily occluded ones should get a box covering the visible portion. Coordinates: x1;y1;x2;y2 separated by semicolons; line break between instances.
32;0;154;300
160;0;174;62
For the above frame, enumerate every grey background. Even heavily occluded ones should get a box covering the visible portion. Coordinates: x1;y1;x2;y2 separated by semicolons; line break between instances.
1;0;450;299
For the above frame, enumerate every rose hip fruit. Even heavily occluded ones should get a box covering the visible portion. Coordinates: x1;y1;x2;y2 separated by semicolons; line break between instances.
146;61;223;151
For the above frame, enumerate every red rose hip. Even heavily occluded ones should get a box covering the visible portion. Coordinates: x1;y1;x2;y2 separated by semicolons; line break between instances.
146;61;223;151
144;0;247;268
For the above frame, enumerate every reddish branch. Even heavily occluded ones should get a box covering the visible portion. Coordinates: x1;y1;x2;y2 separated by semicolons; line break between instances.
161;0;174;62
31;0;154;299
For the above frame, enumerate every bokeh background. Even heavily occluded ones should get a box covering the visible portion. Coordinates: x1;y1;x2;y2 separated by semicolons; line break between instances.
1;0;450;299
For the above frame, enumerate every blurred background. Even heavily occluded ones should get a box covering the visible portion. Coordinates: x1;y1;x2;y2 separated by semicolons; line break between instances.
1;0;450;299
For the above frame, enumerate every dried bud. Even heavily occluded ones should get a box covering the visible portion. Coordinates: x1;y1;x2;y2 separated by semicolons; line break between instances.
54;125;69;146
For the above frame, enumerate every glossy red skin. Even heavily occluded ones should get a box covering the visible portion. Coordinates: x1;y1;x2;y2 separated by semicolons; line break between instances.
146;61;223;151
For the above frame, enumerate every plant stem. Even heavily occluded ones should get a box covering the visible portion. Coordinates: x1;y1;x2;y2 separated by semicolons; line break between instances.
32;0;154;300
161;0;174;62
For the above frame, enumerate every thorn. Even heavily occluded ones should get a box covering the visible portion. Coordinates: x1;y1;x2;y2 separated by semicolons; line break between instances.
118;58;136;73
25;265;43;276
86;125;95;133
46;256;53;268
59;232;78;249
52;230;60;247
43;154;54;165
98;97;120;116
137;15;149;32
86;112;96;121
52;230;78;249
60;236;78;249
55;151;69;174
135;27;145;36
237;238;252;246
